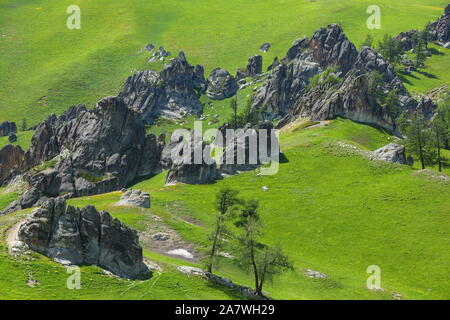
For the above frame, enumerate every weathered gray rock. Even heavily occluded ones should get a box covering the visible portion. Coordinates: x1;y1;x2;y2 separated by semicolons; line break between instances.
259;42;271;53
0;145;24;186
253;60;321;117
235;69;246;82
0;121;17;137
117;189;150;208
121;52;203;123
267;56;279;71
206;68;238;100
255;24;418;130
393;30;420;51
0;97;165;214
17;198;148;279
430;4;450;44
165;132;220;185
370;143;407;164
246;55;263;77
8;134;17;143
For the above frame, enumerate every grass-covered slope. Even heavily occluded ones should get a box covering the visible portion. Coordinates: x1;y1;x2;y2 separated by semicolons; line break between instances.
2;119;447;300
0;0;449;125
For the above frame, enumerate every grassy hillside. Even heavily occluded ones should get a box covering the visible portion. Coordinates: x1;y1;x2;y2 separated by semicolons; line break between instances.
2;119;447;300
0;0;449;126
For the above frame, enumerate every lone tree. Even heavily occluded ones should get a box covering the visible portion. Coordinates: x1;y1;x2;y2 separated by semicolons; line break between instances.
398;110;433;169
235;200;292;297
205;188;240;273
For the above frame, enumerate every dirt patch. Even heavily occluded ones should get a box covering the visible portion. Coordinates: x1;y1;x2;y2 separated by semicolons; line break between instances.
139;215;201;263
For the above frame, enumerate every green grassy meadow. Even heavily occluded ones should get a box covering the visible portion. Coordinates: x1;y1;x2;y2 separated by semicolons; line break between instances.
1;119;448;300
0;0;449;126
0;0;449;301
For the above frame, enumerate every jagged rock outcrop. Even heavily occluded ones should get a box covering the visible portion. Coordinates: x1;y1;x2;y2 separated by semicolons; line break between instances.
252;60;321;117
121;52;203;124
206;68;238;100
0;121;17;137
0;145;24;186
397;5;450;49
393;30;420;51
117;189;151;208
246;55;263;77
254;24;418;130
267;57;279;71
370;143;407;164
165;121;280;185
17;198;148;279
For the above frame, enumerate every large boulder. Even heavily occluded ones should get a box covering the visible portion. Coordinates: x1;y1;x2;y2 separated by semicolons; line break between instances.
370;143;407;164
206;68;238;100
0;121;17;137
17;198;148;279
121;52;203;124
246;55;263;77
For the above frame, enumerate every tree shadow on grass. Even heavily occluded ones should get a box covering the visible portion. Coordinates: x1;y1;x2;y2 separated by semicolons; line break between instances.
417;70;439;79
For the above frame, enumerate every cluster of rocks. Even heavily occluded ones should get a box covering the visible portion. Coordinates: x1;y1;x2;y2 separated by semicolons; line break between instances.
147;45;171;62
370;143;411;165
117;189;151;208
0;121;17;143
206;68;238;100
394;4;450;50
121;52;204;123
16;198;149;279
253;23;425;131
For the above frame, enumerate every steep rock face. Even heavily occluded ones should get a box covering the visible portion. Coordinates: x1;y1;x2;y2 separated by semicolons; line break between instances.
206;68;238;100
0;145;24;186
246;55;263;77
17;198;148;279
121;52;203;124
0;121;17;137
165;122;280;185
253;24;416;130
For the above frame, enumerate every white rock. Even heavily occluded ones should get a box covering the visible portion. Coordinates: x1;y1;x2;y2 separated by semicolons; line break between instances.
167;249;194;260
